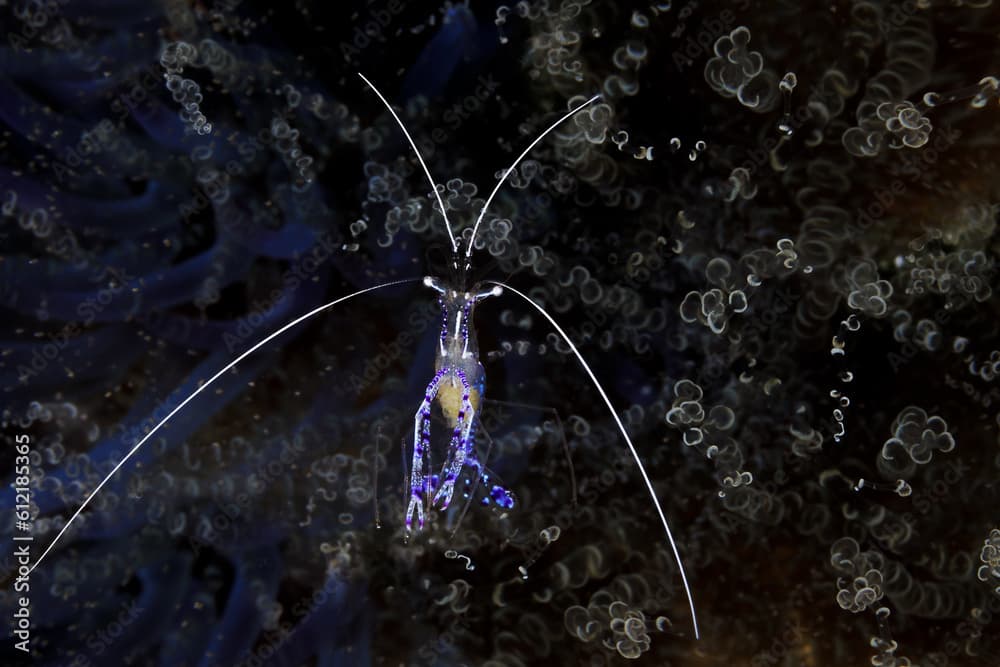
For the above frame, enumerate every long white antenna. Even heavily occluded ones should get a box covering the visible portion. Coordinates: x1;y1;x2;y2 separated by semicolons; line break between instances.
466;94;601;262
489;280;701;641
358;73;458;254
26;278;420;576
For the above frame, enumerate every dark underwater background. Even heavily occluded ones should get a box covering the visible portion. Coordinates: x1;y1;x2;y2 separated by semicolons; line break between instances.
2;0;1000;665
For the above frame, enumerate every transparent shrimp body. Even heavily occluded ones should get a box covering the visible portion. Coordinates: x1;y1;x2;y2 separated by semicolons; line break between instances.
29;76;697;642
405;276;512;531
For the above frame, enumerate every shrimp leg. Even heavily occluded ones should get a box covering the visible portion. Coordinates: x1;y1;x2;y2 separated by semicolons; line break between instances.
433;369;476;510
406;367;448;531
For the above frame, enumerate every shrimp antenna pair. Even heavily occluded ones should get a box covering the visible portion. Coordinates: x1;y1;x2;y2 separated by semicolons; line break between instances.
358;73;701;640
24;73;701;643
357;72;600;275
